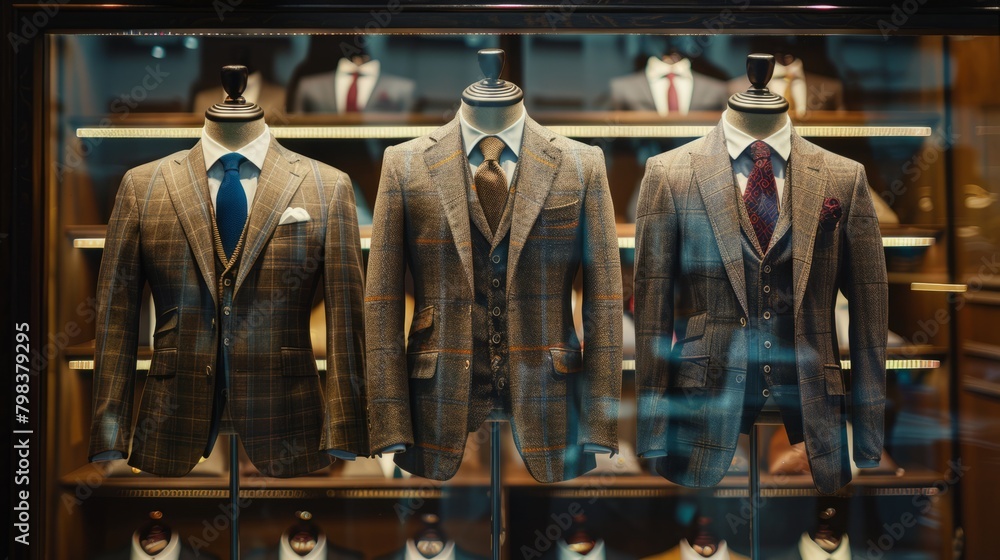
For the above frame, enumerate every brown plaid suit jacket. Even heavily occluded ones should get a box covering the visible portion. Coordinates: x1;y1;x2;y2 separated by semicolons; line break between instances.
88;137;367;477
365;116;623;482
634;121;887;494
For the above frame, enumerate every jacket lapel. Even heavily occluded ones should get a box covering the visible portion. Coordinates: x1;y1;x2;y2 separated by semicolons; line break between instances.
164;142;219;304
788;131;829;319
691;122;749;317
634;72;657;112
423;118;475;296
507;117;561;283
234;138;305;294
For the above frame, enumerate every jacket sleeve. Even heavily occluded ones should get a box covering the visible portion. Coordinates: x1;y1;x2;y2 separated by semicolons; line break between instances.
634;158;677;457
89;171;146;461
320;170;370;456
364;148;414;453
842;163;888;468
578;146;624;452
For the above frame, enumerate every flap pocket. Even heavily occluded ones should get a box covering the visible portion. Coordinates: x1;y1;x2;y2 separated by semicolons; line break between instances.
281;347;319;377
550;347;583;379
678;311;707;343
540;199;581;224
672;355;709;388
147;348;178;378
410;306;435;333
824;364;845;396
153;306;179;337
407;351;439;379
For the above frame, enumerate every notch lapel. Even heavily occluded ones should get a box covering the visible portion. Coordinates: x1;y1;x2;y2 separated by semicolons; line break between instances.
424;119;475;296
788;132;829;320
692;123;749;317
635;73;658;112
234;138;305;294
164;142;218;304
507;117;561;284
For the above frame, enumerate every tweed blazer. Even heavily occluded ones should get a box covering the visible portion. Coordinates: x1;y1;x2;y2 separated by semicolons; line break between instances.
365;116;623;483
634;121;887;494
88;136;367;477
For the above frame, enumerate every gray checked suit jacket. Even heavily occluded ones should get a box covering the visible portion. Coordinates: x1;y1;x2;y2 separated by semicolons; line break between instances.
634;121;887;494
89;137;368;477
365;116;623;483
293;71;416;113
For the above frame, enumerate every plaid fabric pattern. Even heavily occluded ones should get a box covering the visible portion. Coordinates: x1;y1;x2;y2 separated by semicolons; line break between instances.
634;121;887;494
89;137;367;477
366;117;623;482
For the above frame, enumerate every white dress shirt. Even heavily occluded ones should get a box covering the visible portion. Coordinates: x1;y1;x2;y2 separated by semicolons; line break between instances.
769;59;808;117
279;530;328;560
557;539;606;560
200;124;271;213
130;530;181;560
405;539;456;560
459;107;526;189
335;57;381;113
798;533;851;560
678;538;732;560
645;56;694;116
722;110;792;210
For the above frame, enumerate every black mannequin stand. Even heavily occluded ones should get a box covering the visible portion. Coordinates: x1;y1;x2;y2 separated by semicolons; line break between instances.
489;420;503;560
749;408;783;560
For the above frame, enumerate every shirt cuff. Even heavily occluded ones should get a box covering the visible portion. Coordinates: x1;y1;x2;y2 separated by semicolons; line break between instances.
583;444;614;455
91;451;125;462
378;443;407;455
326;450;357;461
640;450;668;458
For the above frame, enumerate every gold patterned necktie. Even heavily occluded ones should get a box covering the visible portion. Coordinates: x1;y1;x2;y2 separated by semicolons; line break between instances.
474;136;509;234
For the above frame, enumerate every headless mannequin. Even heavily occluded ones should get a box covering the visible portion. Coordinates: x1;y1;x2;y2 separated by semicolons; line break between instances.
459;99;524;134
726;53;790;138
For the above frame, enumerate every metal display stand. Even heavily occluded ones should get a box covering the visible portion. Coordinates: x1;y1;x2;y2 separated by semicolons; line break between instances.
229;434;240;560
490;421;503;560
749;407;785;560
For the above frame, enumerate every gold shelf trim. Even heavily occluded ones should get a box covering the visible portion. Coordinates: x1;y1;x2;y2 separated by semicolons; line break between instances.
842;359;940;370
881;236;935;248
77;125;933;140
73;238;106;249
911;283;967;293
69;358;328;371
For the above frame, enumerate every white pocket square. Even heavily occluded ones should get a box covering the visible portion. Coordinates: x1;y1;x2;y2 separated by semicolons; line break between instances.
278;207;311;225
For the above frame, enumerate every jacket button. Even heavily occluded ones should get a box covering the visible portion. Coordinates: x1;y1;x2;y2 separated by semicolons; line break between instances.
464;359;470;369
492;255;501;264
491;333;501;344
739;317;747;327
223;278;232;286
223;306;231;316
762;388;771;398
764;265;771;273
763;365;771;373
492;279;500;288
736;374;745;383
763;311;771;320
763;285;770;294
764;341;771;349
206;365;213;376
492;307;501;317
496;377;507;390
224;337;230;346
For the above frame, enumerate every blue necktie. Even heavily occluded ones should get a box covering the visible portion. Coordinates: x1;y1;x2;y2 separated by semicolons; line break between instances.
216;153;248;259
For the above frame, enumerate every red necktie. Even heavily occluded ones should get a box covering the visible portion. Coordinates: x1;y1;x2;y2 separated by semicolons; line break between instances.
743;141;780;252
666;73;679;113
345;71;360;113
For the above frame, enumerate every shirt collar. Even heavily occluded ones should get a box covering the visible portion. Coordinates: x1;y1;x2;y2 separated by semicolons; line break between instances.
279;530;328;560
646;56;692;80
772;58;805;80
798;533;851;560
130;530;181;560
337;57;380;76
458;106;527;160
201;124;271;174
678;539;730;560
557;539;606;560
405;539;455;560
721;110;792;162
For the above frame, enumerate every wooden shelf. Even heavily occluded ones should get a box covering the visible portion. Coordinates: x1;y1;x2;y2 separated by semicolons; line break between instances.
73;111;936;140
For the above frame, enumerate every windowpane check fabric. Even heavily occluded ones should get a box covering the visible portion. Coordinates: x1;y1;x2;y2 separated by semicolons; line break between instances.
216;153;248;258
474;136;509;234
743;141;780;252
